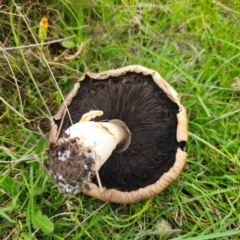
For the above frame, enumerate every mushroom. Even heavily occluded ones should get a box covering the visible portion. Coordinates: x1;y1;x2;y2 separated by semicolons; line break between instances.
48;65;188;204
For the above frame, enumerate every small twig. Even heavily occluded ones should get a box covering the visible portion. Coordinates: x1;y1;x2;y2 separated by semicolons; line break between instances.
56;109;67;141
0;35;76;51
95;169;103;192
3;227;17;240
37;126;49;144
1;145;36;176
1;49;23;112
64;44;83;60
214;1;240;15
0;96;30;123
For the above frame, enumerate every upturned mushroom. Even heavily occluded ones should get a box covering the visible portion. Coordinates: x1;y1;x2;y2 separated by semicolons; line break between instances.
48;65;188;204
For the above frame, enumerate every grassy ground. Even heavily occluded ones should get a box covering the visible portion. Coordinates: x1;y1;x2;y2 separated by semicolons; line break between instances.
0;0;240;239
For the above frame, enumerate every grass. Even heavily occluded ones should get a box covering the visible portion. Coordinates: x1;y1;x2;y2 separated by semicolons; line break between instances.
0;0;240;239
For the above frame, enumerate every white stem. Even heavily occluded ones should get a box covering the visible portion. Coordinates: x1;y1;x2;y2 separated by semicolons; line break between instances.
61;121;129;171
56;110;131;192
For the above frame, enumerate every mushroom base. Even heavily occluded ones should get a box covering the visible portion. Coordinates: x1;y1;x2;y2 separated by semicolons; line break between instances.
48;139;95;194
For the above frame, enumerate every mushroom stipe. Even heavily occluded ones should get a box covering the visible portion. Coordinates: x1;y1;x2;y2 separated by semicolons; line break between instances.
48;65;188;204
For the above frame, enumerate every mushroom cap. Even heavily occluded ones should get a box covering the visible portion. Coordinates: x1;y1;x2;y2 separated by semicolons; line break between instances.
49;65;188;204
